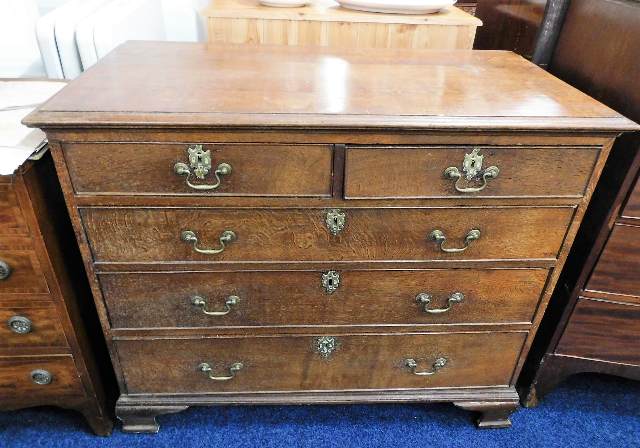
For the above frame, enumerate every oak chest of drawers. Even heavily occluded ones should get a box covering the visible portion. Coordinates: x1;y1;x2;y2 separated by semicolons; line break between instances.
24;41;639;432
0;153;113;435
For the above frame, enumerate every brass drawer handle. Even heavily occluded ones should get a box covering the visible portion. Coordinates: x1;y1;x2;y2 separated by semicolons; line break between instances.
0;260;11;280
181;229;236;255
416;292;464;314
30;369;53;385
444;148;499;193
191;295;238;316
174;144;232;191
197;362;243;381
8;315;32;334
404;357;448;376
429;229;480;253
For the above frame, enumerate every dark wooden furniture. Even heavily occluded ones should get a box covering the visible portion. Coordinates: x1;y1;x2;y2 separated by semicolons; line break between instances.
473;0;548;57
519;0;640;406
0;151;113;435
23;41;637;433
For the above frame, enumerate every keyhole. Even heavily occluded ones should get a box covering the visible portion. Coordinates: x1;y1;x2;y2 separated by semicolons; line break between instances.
328;278;334;287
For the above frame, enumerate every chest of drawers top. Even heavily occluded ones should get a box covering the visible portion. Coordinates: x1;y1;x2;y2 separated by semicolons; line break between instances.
23;41;636;134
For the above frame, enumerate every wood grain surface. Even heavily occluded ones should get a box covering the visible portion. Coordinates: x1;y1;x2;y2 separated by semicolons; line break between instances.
0;355;84;399
585;223;640;298
116;332;526;393
0;247;49;295
345;145;599;199
64;143;334;197
0;305;68;348
0;183;29;235
80;206;574;263
99;268;548;328
23;42;637;132
622;175;640;219
555;297;640;366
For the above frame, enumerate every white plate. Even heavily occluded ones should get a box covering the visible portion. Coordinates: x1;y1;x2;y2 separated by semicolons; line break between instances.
336;0;456;14
260;0;309;7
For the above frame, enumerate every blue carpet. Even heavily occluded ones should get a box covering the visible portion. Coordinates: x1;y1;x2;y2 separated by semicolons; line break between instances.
1;374;639;448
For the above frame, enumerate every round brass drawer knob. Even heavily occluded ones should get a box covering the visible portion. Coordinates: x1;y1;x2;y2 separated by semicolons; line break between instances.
0;260;11;280
8;315;32;334
30;369;53;385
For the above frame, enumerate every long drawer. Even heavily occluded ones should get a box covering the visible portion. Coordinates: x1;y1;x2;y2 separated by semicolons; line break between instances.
64;143;334;197
0;304;68;348
117;332;526;393
586;223;640;297
345;145;599;199
0;355;84;399
81;207;574;263
100;268;548;328
556;297;640;366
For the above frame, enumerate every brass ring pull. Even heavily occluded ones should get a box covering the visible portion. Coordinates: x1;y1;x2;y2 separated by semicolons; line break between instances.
429;229;480;253
181;230;236;255
191;295;238;316
0;260;11;280
197;362;243;381
173;144;232;191
404;357;448;376
416;292;464;314
444;148;499;193
8;315;32;334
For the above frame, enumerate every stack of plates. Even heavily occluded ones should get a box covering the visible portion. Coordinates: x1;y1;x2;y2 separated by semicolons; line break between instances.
336;0;456;14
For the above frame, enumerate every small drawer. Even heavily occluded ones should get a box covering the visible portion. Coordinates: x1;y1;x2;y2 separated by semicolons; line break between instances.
64;142;334;197
585;223;640;297
100;268;548;329
0;183;29;236
0;355;84;400
344;145;599;199
0;247;49;295
556;297;640;366
81;206;573;263
0;305;68;349
622;174;640;219
116;332;526;394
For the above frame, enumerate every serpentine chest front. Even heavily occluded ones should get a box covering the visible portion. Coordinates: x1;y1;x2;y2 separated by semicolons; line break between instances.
24;41;638;432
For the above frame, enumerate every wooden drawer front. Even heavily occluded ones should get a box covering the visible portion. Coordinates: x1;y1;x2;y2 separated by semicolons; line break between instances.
82;207;573;263
344;146;599;199
0;248;49;295
0;355;83;399
117;332;526;393
100;269;547;329
622;174;640;219
0;305;67;348
0;183;28;235
64;143;333;197
586;224;640;297
556;298;640;366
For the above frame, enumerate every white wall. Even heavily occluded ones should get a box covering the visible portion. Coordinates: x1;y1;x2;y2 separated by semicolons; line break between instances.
0;0;208;78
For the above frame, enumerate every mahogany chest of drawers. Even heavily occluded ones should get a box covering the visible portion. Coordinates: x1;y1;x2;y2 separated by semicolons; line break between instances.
0;153;113;435
24;41;638;432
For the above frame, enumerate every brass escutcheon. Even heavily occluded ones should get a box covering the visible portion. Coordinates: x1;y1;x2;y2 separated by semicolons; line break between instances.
174;144;232;191
444;148;499;193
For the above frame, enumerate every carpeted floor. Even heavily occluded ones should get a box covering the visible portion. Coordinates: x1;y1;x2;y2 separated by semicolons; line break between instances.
1;374;638;448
